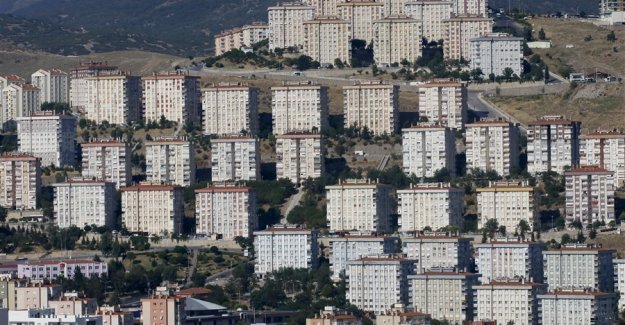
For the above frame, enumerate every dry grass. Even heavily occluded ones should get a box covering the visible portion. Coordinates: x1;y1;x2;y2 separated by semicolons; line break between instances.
596;233;625;258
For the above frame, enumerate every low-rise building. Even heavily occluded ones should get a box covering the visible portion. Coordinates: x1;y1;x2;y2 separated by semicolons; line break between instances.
306;306;361;325
303;16;351;66
474;280;547;325
254;225;319;278
466;119;520;176
579;130;625;188
276;132;324;184
343;81;399;135
346;255;416;314
0;153;41;210
474;238;546;284
121;183;184;236
145;137;195;187
564;166;615;227
417;79;467;129
329;233;399;281
538;290;616;325
14;284;61;310
211;136;260;182
271;81;329;135
201;82;259;136
92;305;134;325
397;183;464;232
16;113;77;167
373;16;422;66
476;180;539;232
527;115;581;175
401;124;456;178
17;260;108;281
326;179;393;233
376;304;431;325
543;244;615;292
49;293;98;316
195;184;257;239
470;33;524;78
81;139;132;189
401;233;472;273
53;178;117;229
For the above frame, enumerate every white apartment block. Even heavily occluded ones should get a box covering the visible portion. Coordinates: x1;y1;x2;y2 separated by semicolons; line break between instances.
201;83;259;136
401;233;473;273
0;153;41;210
254;224;319;278
397;183;464;232
613;259;625;311
337;0;384;43
474;280;547;325
564;166;615;226
401;124;456;178
303;17;351;66
53;179;117;229
346;256;416;314
267;2;316;50
145;137;195;187
1;83;40;126
326;179;393;233
538;290;616;325
142;72;201;125
451;0;488;16
443;15;492;61
343;81;399;135
271;81;329;135
470;33;524;77
195;184;257;239
404;1;453;42
214;22;269;55
84;73;141;125
580;130;625;188
382;0;408;16
303;0;340;16
543;244;615;292
81;139;132;189
373;16;422;66
465;119;520;176
409;269;479;323
0;75;25;90
276;132;324;184
8;309;102;325
527;115;581;175
30;69;69;104
329;234;399;281
16;113;76;167
121;183;184;236
417;79;467;129
211;136;260;182
474;238;546;284
70;62;119;110
476;181;539;232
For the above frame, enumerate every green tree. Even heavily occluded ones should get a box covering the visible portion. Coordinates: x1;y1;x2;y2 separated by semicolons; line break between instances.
608;31;617;42
561;233;571;244
484;219;499;239
538;28;546;40
517;220;530;239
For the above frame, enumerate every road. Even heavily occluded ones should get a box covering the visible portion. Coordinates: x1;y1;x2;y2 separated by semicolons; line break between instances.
467;90;527;133
281;189;305;223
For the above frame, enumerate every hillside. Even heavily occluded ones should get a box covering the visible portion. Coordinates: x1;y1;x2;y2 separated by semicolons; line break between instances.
489;0;598;15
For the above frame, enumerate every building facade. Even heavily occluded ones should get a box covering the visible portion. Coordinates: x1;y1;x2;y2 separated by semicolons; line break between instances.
476;180;539;232
141;295;186;325
195;184;257;239
303;17;351;66
451;0;488;16
543;245;615;292
0;154;41;210
70;62;120;110
84;73;141;125
343;81;399;135
30;69;69;104
474;281;547;325
580;130;625;188
401;233;473;273
404;1;453;42
564;166;615;226
474;238;546;284
201;83;259;136
465;119;520;176
210;136;260;182
527;115;581;175
272;81;329;135
373;16;422;66
121;183;184;235
329;234;399;281
16;113;76;167
326;180;393;233
254;225;319;278
302;0;341;16
538;290;616;325
145;137;195;187
397;183;464;232
53;179;117;229
267;2;316;50
614;259;625;311
401;124;456;178
81;139;132;189
214;22;269;55
337;0;385;43
417;79;467;129
276;132;324;184
142;72;201;125
470;33;524;77
14;284;61;310
2;83;40;127
443;15;492;61
17;260;108;280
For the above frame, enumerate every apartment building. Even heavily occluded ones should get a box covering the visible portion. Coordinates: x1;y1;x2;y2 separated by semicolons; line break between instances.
343;81;399;135
527;115;581;175
84;72;141;125
451;0;488;17
16;113;76;167
443;15;492;61
253;224;320;278
303;0;340;16
329;233;399;281
303;16;351;66
538;290;616;325
14;284;61;310
337;0;384;43
1;83;40;126
401;233;473;273
0;75;25;90
306;307;361;325
326;179;393;233
476;180;539;232
564;166;615;226
614;259;625;311
214;22;269;55
272;81;329;135
465;119;520;176
210;136;260;182
373;16;422;67
346;255;416;314
417;79;467;129
474;238;546;284
142;72;201;125
30;69;69;104
401;124;456;178
145;137;195;187
375;305;431;325
81;139;132;189
474;280;547;325
409;269;479;323
121;183;184;236
267;2;316;50
92;305;134;325
382;0;409;16
543;244;615;292
53;178;117;229
580;130;625;187
201;82;259;136
141;295;186;325
404;1;453;42
8;309;102;325
276;132;324;184
70;61;119;110
17;260;108;280
195;184;257;239
49;294;98;316
0;153;41;210
0;280;17;309
470;33;524;77
397;183;464;232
